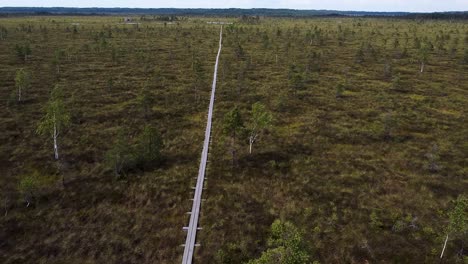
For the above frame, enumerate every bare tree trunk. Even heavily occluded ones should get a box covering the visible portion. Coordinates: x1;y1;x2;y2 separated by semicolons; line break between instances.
53;116;59;160
25;193;31;207
249;136;254;154
420;62;425;73
440;234;449;260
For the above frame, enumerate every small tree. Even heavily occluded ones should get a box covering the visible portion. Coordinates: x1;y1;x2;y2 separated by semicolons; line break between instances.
14;68;31;102
336;83;345;98
105;128;133;178
426;143;440;173
18;175;38;207
0;26;7;40
440;195;467;260
392;73;402;91
288;64;304;95
382;112;396;140
248;220;310;264
192;57;205;102
418;44;429;73
107;77;114;92
383;61;393;80
235;43;245;60
355;44;365;64
247;102;272;154
37;85;70;160
137;84;154;120
223;107;244;166
15;43;31;62
135;124;163;169
52;49;65;74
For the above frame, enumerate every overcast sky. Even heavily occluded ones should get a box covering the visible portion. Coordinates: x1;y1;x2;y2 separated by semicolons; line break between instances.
1;0;467;12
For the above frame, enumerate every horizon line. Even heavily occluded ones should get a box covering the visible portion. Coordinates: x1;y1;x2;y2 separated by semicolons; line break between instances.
1;6;467;14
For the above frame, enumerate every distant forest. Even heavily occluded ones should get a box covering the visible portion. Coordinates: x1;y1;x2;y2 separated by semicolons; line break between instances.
0;7;467;19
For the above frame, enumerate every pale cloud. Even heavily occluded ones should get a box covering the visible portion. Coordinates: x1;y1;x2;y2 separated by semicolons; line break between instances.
1;0;467;12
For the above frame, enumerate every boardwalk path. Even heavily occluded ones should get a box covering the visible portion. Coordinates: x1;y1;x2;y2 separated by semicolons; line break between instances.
182;26;223;264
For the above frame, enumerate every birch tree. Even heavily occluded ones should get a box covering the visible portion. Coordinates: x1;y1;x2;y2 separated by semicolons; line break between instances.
247;102;272;154
14;68;31;102
52;49;65;74
418;44;429;73
440;195;467;261
37;85;70;160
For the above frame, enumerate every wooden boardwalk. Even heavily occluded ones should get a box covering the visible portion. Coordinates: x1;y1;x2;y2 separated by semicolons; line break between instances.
181;26;223;264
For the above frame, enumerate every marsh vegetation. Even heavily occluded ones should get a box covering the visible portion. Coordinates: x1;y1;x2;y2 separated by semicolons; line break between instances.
0;15;467;263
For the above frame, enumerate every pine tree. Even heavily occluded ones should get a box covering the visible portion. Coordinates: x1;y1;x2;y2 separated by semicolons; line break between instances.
135;125;163;168
105;128;132;178
223;107;244;166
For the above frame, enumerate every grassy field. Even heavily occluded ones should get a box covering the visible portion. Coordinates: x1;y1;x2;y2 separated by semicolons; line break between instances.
0;16;467;263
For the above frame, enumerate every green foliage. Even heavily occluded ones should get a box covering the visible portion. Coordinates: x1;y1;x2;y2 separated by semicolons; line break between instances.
18;173;39;207
336;83;345;98
111;46;118;62
288;64;304;93
36;85;71;138
355;44;365;64
52;49;65;73
134;125;164;169
370;211;383;229
248;102;272;153
106;125;164;176
392;73;402;91
105;128;133;178
18;175;37;196
419;43;430;63
107;77;114;91
223;106;244;138
381;112;397;140
14;68;31;102
14;43;31;62
192;57;205;79
235;43;245;59
248;220;310;264
1;16;467;264
447;195;467;237
248;102;272;133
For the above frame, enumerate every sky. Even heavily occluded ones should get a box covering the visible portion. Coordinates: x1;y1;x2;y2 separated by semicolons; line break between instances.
1;0;467;12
